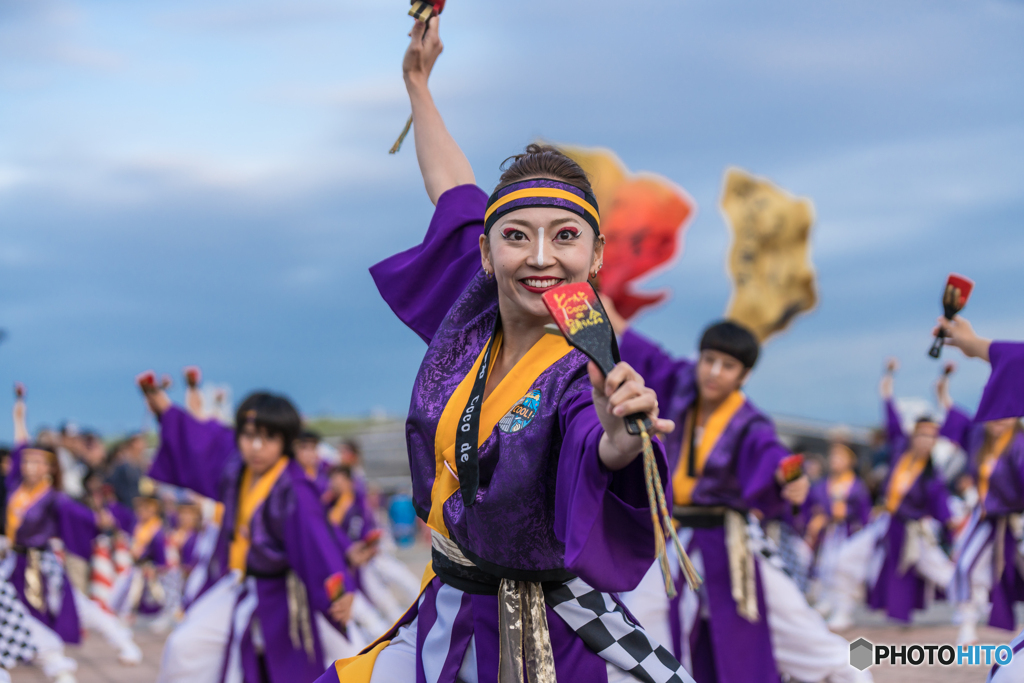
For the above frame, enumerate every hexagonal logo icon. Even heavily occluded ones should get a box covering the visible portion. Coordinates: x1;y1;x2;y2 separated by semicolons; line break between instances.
850;638;873;671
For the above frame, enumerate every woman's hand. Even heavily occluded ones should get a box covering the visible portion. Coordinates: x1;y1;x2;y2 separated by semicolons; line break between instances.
328;593;354;625
933;315;991;362
589;361;675;471
403;17;443;90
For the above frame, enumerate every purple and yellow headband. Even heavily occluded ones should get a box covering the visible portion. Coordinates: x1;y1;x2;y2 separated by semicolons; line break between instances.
484;179;600;235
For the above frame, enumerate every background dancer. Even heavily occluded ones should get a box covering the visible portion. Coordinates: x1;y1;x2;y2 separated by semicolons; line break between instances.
138;384;355;683
829;360;954;629
803;438;872;619
933;316;1024;649
7;395;121;682
607;302;867;683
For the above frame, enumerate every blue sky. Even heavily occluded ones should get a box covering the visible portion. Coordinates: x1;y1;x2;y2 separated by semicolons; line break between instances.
1;0;1022;438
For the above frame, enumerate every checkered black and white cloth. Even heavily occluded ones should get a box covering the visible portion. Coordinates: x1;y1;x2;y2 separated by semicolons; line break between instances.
546;577;694;683
0;578;37;668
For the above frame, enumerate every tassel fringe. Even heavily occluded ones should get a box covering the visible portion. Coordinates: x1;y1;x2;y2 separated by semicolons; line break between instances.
638;421;703;596
389;114;414;154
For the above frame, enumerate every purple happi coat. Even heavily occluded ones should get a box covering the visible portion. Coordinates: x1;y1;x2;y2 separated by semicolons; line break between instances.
4;445;100;644
328;489;378;593
317;184;678;683
868;400;951;622
149;406;354;683
619;328;790;683
944;341;1024;631
803;476;872;542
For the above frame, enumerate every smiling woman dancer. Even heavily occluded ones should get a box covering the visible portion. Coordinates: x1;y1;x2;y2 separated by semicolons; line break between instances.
317;16;692;683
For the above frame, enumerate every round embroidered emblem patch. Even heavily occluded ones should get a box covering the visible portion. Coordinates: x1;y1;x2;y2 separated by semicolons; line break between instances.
498;389;541;434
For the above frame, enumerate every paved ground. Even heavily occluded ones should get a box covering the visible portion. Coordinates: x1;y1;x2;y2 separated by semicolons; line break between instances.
10;546;1019;682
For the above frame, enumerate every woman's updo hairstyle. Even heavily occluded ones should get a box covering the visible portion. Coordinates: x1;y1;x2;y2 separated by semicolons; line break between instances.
495;144;594;195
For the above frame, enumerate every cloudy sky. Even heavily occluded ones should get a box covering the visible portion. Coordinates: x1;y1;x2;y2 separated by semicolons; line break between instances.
1;0;1022;439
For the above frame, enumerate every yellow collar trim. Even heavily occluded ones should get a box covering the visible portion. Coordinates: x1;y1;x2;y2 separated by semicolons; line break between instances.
673;391;746;506
428;330;572;537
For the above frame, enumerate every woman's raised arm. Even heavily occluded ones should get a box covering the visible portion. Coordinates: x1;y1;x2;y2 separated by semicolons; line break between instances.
403;17;475;205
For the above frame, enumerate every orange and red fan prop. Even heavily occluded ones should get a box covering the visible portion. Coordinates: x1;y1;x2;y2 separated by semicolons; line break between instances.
559;145;694;320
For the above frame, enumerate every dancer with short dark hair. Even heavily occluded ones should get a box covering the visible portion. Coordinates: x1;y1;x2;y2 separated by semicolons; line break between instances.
139;383;355;683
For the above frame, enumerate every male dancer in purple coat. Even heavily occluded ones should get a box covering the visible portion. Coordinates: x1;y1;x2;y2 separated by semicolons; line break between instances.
139;385;356;683
931;315;1024;654
829;361;954;629
608;303;869;683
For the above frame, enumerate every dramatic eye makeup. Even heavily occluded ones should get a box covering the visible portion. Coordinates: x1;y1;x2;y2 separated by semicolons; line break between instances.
555;227;581;240
501;227;528;240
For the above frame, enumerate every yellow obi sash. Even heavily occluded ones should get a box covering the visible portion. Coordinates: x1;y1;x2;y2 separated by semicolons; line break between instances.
884;452;928;514
427;330;573;537
827;471;856;520
229;457;289;573
979;428;1015;504
6;481;51;544
328;490;355;527
673;391;746;506
131;517;163;560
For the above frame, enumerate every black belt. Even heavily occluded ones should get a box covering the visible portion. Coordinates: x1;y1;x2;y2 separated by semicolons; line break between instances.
672;505;744;529
246;568;287;580
12;545;47;554
431;549;576;596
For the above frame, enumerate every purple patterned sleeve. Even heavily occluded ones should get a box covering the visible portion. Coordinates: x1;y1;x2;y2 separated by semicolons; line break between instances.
369;184;488;344
148;406;238;501
975;342;1024;422
554;388;666;594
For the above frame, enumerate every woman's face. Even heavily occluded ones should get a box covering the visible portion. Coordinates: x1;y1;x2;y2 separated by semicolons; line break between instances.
21;449;49;487
481;205;603;324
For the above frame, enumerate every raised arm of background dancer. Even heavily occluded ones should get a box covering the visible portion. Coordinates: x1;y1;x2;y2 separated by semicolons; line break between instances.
882;399;907;459
404;17;475;205
282;481;355;625
5;445;24;493
617;328;693;410
12;396;28;446
148;404;237;501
